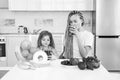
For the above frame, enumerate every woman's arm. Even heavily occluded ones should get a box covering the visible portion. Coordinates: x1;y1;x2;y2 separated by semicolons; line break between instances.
75;32;93;58
69;26;93;58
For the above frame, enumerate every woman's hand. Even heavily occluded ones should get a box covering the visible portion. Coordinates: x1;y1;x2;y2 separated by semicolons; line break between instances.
69;26;80;35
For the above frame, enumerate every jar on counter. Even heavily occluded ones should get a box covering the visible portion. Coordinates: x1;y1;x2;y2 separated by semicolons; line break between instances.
18;25;24;34
24;27;28;34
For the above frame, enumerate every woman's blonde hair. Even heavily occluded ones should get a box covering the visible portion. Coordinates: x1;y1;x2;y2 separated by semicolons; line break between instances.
62;11;84;59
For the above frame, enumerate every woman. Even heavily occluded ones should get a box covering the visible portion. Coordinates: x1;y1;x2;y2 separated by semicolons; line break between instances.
60;11;94;59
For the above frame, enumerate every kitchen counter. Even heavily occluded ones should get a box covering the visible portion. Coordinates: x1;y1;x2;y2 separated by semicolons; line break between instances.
1;59;116;80
0;33;64;35
0;33;36;36
0;67;12;70
0;33;64;39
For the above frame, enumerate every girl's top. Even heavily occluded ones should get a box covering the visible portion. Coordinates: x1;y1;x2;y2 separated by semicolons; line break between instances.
39;46;57;60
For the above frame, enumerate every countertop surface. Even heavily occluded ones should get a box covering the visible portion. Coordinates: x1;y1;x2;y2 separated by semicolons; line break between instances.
0;33;64;36
0;33;39;37
1;59;116;80
0;33;37;35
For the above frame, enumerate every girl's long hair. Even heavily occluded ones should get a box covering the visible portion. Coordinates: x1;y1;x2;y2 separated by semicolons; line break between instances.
63;11;84;59
37;30;55;48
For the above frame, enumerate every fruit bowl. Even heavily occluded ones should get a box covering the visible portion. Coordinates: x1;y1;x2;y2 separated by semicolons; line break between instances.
17;61;35;70
30;60;50;68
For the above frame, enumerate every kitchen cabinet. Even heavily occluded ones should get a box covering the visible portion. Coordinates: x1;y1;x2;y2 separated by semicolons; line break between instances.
6;36;29;67
0;0;8;8
8;0;27;10
96;37;120;71
96;0;120;71
8;0;95;11
0;61;7;67
53;34;64;55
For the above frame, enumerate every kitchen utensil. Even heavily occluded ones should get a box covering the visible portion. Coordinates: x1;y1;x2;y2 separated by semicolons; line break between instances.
24;27;28;34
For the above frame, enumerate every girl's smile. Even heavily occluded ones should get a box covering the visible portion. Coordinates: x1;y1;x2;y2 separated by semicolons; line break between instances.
41;35;50;47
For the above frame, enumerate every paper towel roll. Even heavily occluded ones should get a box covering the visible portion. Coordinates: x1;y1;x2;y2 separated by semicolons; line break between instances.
33;50;48;64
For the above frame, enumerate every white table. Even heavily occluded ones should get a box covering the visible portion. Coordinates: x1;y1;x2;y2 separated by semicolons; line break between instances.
1;59;116;80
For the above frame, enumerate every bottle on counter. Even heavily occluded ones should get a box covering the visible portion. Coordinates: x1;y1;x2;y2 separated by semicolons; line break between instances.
18;25;24;34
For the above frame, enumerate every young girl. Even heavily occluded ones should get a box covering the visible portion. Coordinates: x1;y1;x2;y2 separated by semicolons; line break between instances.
37;30;58;60
60;11;94;59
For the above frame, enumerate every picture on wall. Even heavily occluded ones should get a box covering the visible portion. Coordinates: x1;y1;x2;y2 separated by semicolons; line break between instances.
0;19;15;27
34;18;53;28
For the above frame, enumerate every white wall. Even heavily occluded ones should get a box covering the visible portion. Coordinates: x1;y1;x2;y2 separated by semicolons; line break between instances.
15;11;68;33
0;9;93;34
0;0;8;8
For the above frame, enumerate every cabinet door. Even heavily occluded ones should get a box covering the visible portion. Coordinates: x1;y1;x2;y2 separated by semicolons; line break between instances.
8;0;95;11
40;0;64;10
62;0;94;10
35;0;95;11
27;0;42;10
8;0;27;10
0;0;8;8
96;38;120;70
0;61;7;67
9;0;41;11
6;36;29;67
53;34;64;56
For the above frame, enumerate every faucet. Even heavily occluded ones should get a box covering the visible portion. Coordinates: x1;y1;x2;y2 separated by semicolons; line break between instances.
33;29;41;34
